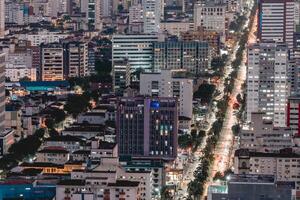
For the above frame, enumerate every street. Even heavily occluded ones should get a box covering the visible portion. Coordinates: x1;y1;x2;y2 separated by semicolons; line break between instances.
175;1;256;199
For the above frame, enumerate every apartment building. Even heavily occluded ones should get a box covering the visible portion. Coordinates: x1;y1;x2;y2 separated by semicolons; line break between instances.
41;43;64;81
5;51;36;81
287;96;300;136
240;112;294;153
246;41;289;127
140;70;193;119
116;96;178;160
112;34;161;72
153;41;211;74
0;0;4;37
194;2;226;42
258;0;294;49
64;41;89;77
234;149;300;189
143;0;162;33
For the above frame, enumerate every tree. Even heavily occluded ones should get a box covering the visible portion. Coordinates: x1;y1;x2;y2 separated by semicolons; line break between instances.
8;128;45;160
231;124;241;136
213;171;224;181
118;4;124;12
49;128;59;138
68;77;90;90
161;186;172;200
95;60;112;76
45;118;55;129
19;76;31;82
188;180;203;200
193;83;216;104
236;93;243;104
178;134;193;149
64;95;90;117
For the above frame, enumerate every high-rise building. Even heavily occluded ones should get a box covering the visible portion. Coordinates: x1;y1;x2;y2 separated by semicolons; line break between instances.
41;43;64;81
116;96;178;160
194;2;226;42
240;112;294;153
153;41;211;74
291;32;300;95
129;3;144;33
100;0;112;18
112;34;161;72
0;53;5;130
246;41;289;127
181;28;221;56
41;41;90;81
258;0;294;49
287;96;300;136
140;70;193;119
5;51;36;82
0;0;5;37
143;0;162;33
113;60;131;93
81;0;102;31
64;41;89;78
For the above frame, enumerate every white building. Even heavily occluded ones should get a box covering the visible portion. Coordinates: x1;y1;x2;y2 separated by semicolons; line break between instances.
56;157;151;200
18;31;69;46
258;0;294;49
5;1;27;25
0;53;5;130
140;70;193;119
0;0;4;37
81;0;102;31
234;149;300;189
101;0;112;18
246;41;289;127
0;129;15;157
240;112;294;153
113;60;130;93
143;0;162;33
112;34;162;72
160;21;194;37
129;3;144;33
194;2;226;42
5;52;36;81
36;148;70;164
41;43;64;81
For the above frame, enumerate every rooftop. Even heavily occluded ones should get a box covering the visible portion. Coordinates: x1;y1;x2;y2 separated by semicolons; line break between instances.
20;162;64;168
107;180;140;187
72;150;90;155
229;174;275;184
99;141;117;149
38;148;69;154
235;149;300;158
45;135;83;142
57;179;85;186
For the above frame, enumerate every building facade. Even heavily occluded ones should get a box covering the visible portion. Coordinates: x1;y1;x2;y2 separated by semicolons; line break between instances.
0;0;4;37
153;41;211;74
194;2;226;42
41;43;64;81
0;53;5;131
240;112;294;153
112;34;161;72
234;149;300;189
287;96;300;136
116;96;178;160
258;0;294;49
143;0;162;33
5;51;36;82
246;41;289;127
140;70;193;119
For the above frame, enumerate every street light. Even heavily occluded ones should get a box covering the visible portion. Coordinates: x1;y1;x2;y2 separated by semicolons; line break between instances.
226;175;231;181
